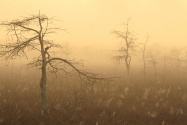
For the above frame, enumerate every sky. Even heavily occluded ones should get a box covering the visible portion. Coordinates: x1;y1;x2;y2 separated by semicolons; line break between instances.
0;0;187;73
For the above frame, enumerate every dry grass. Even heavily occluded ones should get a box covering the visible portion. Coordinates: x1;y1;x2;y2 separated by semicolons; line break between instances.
0;69;187;125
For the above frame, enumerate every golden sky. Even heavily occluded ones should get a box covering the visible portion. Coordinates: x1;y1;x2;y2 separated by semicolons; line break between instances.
0;0;187;71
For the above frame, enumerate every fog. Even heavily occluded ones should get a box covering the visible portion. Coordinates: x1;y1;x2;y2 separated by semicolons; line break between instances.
1;0;187;72
0;1;187;125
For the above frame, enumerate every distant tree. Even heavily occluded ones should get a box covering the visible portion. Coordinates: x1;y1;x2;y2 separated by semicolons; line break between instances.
0;13;108;122
112;20;136;84
141;35;149;82
169;47;186;80
161;55;171;83
149;49;158;82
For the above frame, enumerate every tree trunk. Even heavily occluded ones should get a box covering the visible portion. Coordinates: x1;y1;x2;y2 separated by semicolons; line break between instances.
125;56;131;84
40;65;47;115
126;66;130;84
39;35;49;124
143;54;146;82
38;14;48;117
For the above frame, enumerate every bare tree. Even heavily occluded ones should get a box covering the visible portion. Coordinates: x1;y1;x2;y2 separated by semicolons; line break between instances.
141;35;149;82
149;49;158;82
112;20;136;84
0;13;108;120
169;47;186;81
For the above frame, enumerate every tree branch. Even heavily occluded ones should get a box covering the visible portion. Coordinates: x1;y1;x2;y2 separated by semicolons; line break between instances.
46;58;110;82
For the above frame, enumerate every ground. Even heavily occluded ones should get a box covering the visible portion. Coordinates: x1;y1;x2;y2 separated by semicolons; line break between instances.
0;73;187;125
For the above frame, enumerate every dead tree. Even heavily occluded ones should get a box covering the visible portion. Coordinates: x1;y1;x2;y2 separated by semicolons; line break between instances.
141;35;149;82
149;49;158;82
170;47;186;81
0;13;108;119
112;20;136;84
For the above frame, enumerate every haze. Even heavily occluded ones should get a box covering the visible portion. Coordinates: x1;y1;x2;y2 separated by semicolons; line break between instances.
0;0;187;74
1;1;187;124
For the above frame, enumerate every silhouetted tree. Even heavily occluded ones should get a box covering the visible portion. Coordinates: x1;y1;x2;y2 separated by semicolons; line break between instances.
112;20;136;84
149;49;158;82
141;35;149;82
169;47;186;81
162;55;169;83
0;13;108;122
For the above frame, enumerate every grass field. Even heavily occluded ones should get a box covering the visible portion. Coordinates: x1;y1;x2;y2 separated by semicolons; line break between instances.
0;68;187;125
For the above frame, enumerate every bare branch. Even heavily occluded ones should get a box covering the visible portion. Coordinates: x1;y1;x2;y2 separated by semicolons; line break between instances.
0;35;39;59
112;20;136;83
46;57;110;82
0;13;111;116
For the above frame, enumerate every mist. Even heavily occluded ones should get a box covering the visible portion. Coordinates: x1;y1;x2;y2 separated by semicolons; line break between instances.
0;0;187;125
